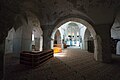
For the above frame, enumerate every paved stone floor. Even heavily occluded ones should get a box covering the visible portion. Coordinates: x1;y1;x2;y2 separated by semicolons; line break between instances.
4;47;120;80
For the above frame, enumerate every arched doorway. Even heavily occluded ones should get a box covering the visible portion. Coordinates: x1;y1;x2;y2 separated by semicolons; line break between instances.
66;23;80;47
52;29;62;53
111;11;120;55
5;11;43;57
32;27;43;51
84;29;94;53
51;21;87;49
27;11;43;51
54;30;61;46
51;18;99;61
5;28;15;54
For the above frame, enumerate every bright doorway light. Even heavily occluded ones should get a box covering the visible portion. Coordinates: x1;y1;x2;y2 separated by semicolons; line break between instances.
32;33;34;41
54;53;66;57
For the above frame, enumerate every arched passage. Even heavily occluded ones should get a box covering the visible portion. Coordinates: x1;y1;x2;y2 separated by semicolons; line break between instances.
4;11;43;57
54;30;61;45
111;10;120;55
5;28;15;54
32;27;43;51
66;23;80;47
51;18;99;61
27;11;43;51
84;29;94;52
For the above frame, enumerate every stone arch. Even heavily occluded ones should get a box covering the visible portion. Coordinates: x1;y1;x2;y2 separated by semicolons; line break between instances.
5;28;15;54
26;11;43;51
53;29;62;48
84;29;94;53
51;17;100;61
4;14;27;57
4;11;43;56
51;29;61;49
84;29;90;51
32;27;43;51
67;23;80;47
111;10;120;55
54;30;61;44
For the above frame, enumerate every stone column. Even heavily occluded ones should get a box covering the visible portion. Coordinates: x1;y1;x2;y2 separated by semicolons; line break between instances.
42;25;53;50
39;36;43;51
0;41;5;80
13;24;32;57
84;39;88;50
94;24;112;63
43;30;52;50
21;25;32;51
35;38;40;51
13;27;22;57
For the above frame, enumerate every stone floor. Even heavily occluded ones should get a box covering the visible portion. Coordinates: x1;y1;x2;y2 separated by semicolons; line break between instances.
4;47;120;80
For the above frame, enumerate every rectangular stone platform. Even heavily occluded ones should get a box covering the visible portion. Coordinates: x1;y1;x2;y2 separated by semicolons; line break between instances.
20;49;53;67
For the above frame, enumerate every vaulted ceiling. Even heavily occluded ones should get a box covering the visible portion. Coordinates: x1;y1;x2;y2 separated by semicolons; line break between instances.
1;0;120;25
0;0;120;43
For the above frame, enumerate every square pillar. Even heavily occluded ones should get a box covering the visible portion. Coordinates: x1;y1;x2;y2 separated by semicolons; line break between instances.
42;25;53;50
35;38;40;51
94;24;112;63
0;42;5;80
43;29;51;50
21;25;32;51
